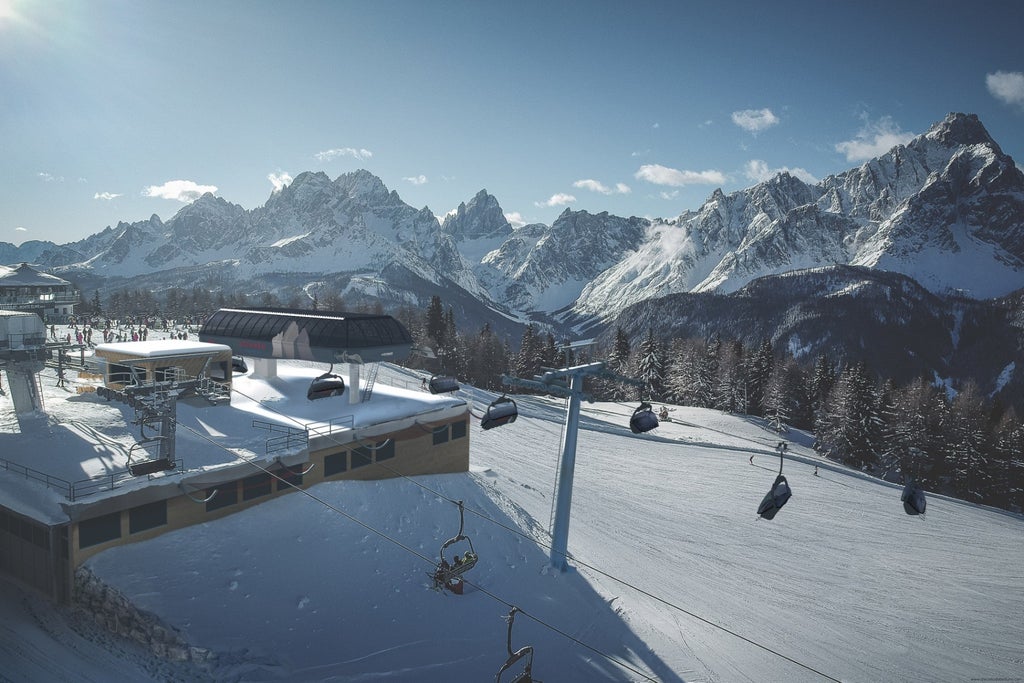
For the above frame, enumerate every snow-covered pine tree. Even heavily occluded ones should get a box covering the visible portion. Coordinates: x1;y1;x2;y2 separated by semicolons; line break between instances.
817;362;884;471
634;328;665;400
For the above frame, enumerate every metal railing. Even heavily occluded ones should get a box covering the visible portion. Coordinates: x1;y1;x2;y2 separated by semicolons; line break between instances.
0;457;73;499
252;420;310;455
0;455;182;501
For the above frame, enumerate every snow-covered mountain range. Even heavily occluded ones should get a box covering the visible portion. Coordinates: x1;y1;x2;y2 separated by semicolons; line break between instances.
8;113;1024;332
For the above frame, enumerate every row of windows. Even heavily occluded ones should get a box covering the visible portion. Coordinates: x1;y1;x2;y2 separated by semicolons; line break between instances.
77;422;466;549
79;500;169;549
0;508;50;549
207;465;306;512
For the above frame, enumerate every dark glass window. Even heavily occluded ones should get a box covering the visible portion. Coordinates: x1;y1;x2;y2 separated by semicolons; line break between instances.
352;446;372;468
324;451;348;477
129;500;167;534
375;440;395;461
432;426;449;446
451;420;467;440
275;464;306;490
79;512;121;548
108;362;133;384
206;483;238;512
155;366;178;382
242;473;272;500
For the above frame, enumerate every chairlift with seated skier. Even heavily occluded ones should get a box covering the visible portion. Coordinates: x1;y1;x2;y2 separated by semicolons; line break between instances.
429;374;460;394
757;442;792;520
495;607;541;683
307;364;345;401
481;395;518;430
629;401;659;434
431;500;478;593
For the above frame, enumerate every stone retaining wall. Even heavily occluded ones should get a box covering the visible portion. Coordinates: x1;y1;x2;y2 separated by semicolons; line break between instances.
73;566;216;668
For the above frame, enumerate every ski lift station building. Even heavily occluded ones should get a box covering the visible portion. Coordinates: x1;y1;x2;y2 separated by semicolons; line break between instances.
0;308;469;603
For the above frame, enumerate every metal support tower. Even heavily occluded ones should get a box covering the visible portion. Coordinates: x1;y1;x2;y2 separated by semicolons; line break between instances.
503;361;607;571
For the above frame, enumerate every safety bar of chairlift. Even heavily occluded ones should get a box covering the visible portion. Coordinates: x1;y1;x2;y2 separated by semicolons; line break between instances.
496;607;536;683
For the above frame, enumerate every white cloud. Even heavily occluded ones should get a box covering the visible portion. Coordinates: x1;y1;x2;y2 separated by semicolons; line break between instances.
834;115;915;162
635;164;726;187
93;192;122;201
986;71;1024;107
534;193;576;207
731;108;780;133
315;147;373;162
403;175;428;185
744;159;819;184
268;172;293;193
38;172;64;182
504;211;526;228
15;227;26;232
572;179;631;195
143;180;217;203
659;190;680;200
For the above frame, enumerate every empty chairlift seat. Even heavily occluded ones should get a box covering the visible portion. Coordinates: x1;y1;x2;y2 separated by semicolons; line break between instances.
429;375;460;394
901;482;927;515
231;355;248;374
757;474;792;520
307;369;345;400
481;395;518;430
629;402;659;434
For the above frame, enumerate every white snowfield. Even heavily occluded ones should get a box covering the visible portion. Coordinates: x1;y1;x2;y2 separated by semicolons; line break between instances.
3;364;1023;682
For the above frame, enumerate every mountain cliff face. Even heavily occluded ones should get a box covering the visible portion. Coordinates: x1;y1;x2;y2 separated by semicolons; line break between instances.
2;113;1019;334
574;113;1023;319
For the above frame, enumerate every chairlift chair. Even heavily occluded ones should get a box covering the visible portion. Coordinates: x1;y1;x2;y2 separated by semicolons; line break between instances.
901;481;927;516
231;355;248;374
431;500;478;592
495;607;541;683
629;401;659;434
429;374;460;394
127;441;175;477
757;446;792;520
481;395;518;430
307;364;345;401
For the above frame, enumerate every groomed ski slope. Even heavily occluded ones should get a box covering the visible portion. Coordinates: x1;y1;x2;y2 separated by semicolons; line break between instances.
7;363;1024;681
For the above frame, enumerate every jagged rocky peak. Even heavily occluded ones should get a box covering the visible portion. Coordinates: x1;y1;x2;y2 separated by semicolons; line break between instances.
441;189;511;241
925;112;997;149
267;171;334;210
333;169;390;200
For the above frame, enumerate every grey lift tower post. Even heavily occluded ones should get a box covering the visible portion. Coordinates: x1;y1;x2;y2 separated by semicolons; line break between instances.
504;360;609;572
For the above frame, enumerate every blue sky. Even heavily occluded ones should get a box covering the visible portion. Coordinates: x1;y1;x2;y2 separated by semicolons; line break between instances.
2;0;1023;245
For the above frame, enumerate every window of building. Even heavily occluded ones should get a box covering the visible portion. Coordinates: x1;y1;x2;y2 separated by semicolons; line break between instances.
374;440;395;461
79;512;122;549
107;362;134;385
242;473;273;500
275;464;307;490
129;500;167;534
206;483;238;512
323;451;348;478
432;425;449;446
352;446;372;469
451;420;467;440
155;365;180;382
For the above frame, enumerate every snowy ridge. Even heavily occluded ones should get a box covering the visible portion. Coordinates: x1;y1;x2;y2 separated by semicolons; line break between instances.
6;112;1021;327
